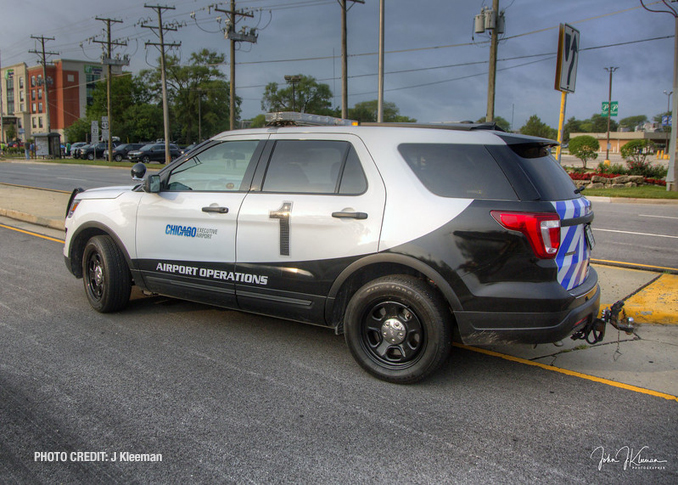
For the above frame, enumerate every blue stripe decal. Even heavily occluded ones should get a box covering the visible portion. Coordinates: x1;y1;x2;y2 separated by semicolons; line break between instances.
552;198;592;291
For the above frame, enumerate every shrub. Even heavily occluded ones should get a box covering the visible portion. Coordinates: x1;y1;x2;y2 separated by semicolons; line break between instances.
596;162;627;174
568;135;599;169
620;139;655;164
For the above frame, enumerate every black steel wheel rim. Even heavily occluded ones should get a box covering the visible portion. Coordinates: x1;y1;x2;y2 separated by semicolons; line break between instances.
360;300;425;368
86;252;104;301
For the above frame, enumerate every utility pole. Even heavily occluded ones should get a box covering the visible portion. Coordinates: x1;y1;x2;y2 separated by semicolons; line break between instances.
284;75;301;112
487;0;499;122
640;0;677;191
93;17;127;162
215;1;256;131
29;35;58;134
377;0;385;123
142;4;180;164
474;1;504;123
604;66;618;163
338;0;364;119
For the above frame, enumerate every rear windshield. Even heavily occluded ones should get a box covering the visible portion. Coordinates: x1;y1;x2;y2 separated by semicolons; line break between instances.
509;144;579;201
398;143;517;200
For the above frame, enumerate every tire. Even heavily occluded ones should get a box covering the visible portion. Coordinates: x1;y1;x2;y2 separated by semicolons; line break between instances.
82;235;132;313
142;156;150;164
344;275;452;384
87;153;94;160
114;154;123;162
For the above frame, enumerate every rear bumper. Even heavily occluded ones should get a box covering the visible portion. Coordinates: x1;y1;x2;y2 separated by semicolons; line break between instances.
455;270;601;346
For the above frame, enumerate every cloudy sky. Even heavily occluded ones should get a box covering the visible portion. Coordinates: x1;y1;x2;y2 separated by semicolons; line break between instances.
1;0;675;130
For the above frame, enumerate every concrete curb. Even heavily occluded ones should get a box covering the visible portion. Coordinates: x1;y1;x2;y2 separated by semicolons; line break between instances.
0;207;65;231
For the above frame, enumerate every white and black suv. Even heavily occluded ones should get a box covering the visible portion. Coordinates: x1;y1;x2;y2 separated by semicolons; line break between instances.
64;115;600;383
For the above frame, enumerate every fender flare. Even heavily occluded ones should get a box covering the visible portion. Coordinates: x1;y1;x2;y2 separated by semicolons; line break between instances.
325;252;464;324
67;221;135;277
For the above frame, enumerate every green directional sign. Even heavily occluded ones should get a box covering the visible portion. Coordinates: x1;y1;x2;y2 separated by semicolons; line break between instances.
602;101;618;117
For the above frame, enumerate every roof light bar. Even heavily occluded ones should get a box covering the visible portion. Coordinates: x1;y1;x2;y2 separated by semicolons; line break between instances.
265;112;357;127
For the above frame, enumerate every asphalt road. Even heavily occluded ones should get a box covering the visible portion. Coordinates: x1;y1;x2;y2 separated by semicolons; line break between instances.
1;221;676;483
0;160;159;191
589;200;678;271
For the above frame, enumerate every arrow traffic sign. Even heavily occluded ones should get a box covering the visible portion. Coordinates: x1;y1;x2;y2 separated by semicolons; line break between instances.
555;24;580;93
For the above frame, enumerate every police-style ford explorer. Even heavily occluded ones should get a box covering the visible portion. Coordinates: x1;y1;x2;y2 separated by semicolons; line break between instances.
64;114;600;383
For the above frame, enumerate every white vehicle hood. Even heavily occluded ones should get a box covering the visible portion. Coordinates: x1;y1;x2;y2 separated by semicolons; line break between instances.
77;185;138;199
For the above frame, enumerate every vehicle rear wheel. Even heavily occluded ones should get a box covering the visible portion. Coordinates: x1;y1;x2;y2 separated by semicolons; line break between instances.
114;154;123;162
87;153;94;160
82;235;131;313
344;275;452;384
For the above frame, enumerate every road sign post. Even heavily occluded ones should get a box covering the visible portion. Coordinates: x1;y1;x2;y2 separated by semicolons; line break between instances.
554;24;580;164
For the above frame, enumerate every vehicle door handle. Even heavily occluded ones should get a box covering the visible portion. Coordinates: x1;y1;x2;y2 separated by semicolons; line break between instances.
332;211;367;220
202;206;229;214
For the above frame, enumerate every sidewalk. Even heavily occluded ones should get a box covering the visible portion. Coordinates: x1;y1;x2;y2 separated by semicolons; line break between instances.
0;182;676;398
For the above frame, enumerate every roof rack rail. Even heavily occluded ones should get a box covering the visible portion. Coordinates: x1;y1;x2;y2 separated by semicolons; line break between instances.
265;112;357;127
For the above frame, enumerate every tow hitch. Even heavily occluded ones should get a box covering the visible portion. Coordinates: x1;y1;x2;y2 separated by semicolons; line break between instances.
572;300;636;345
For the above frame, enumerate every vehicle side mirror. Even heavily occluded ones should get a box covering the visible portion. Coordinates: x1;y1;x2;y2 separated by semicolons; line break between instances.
144;174;161;193
131;162;146;181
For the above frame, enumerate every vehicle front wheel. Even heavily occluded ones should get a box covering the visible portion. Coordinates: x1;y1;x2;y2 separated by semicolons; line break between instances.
344;275;452;384
114;154;123;162
142;156;150;164
87;153;94;160
82;235;131;313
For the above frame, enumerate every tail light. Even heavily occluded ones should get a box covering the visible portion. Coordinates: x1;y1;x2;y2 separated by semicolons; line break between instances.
491;211;561;259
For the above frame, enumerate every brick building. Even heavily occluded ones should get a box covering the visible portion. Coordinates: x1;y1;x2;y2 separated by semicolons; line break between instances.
1;59;121;144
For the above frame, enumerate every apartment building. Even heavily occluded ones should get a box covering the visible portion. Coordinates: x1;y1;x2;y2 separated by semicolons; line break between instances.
1;59;121;143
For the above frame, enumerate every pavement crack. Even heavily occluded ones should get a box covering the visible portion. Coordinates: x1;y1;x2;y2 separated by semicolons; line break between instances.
530;334;640;364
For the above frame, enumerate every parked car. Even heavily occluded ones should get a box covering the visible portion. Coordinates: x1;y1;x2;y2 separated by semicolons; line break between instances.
104;143;147;162
128;143;181;164
64;113;600;383
71;143;90;159
80;141;119;160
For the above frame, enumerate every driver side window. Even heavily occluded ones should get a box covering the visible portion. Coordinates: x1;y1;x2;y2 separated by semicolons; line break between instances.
166;141;261;192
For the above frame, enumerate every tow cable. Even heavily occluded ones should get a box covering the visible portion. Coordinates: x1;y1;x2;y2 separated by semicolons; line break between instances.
571;300;636;345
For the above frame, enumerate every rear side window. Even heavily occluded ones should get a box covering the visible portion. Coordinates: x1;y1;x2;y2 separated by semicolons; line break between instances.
398;143;517;200
509;144;579;201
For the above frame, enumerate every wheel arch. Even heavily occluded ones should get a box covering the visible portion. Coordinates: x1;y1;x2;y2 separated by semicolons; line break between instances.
325;253;463;332
67;222;134;279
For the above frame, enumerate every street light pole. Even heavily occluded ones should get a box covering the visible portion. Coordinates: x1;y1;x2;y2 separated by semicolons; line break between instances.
604;66;618;163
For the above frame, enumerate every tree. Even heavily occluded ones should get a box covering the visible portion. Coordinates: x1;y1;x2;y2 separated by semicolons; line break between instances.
261;75;333;115
476;116;510;132
619;115;647;131
569;135;599;169
140;50;238;142
88;73;157;142
64;118;91;143
6;123;16;142
519;115;557;139
349;100;416;123
563;116;585;142
585;113;618;133
248;114;267;128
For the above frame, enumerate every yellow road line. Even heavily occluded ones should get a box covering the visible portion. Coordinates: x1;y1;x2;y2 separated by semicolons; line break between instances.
0;223;65;244
591;258;678;273
453;342;678;402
